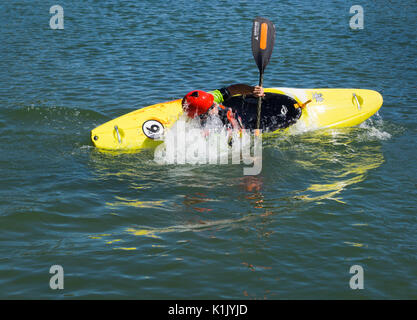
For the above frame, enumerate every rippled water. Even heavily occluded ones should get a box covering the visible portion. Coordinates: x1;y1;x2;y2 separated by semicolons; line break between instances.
1;0;416;299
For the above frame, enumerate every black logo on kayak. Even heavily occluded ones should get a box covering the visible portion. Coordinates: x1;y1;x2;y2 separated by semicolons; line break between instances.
142;120;164;139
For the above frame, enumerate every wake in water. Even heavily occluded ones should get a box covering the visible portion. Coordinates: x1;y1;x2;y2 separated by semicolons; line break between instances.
152;110;393;176
285;110;393;142
358;112;392;140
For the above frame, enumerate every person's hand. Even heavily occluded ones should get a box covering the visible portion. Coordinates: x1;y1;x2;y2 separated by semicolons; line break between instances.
252;85;265;97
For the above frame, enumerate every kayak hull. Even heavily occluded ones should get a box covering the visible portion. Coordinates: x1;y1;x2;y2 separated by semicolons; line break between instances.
90;88;383;150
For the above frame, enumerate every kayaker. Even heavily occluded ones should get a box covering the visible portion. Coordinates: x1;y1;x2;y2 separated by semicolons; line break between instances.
182;84;264;130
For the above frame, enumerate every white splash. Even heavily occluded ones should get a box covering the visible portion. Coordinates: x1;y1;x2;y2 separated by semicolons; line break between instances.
153;114;262;175
359;113;391;140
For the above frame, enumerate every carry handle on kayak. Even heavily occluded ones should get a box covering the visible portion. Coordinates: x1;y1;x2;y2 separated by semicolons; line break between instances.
252;17;276;130
353;93;361;110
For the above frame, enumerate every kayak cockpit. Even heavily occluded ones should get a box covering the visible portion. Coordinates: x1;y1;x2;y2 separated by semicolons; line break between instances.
223;93;302;131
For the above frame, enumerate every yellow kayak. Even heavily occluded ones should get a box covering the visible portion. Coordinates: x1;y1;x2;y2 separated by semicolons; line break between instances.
91;87;383;150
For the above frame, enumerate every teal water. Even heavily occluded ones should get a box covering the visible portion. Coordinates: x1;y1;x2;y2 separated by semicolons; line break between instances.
1;0;416;299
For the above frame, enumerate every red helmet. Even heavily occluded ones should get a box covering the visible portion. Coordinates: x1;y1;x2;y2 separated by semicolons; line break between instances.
182;90;214;118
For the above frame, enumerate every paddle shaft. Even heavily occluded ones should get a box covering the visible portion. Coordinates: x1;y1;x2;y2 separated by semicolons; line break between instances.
256;72;264;130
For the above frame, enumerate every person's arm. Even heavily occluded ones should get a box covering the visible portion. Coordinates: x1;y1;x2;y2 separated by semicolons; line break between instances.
226;84;265;98
210;84;265;104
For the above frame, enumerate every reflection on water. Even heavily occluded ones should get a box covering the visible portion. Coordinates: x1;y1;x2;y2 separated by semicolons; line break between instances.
125;215;256;238
88;121;388;249
240;176;264;208
295;149;384;203
106;196;168;209
183;193;218;213
266;125;386;204
88;214;258;251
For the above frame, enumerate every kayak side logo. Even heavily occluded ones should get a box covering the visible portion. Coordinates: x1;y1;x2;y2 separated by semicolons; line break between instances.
312;92;324;103
142;120;164;140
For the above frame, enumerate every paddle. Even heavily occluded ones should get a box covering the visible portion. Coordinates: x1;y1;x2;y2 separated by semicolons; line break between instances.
251;17;276;130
